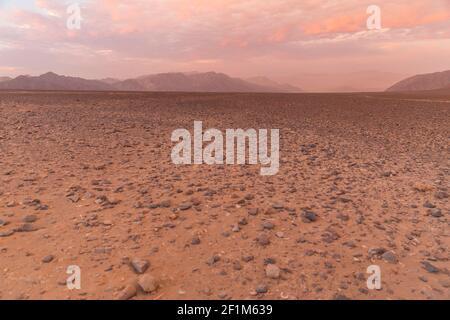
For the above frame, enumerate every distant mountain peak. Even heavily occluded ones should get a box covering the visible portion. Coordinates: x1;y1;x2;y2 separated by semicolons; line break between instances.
246;76;302;92
0;72;114;91
41;71;58;76
0;71;303;93
386;70;450;92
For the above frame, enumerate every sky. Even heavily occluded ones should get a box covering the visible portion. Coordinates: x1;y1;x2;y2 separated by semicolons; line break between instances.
0;0;449;91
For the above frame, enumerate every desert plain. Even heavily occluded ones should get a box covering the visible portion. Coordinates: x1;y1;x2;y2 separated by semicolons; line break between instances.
0;91;448;300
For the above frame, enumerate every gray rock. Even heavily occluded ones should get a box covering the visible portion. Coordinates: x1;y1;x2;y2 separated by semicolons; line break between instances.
368;247;386;258
421;261;440;273
179;202;192;210
242;255;254;262
23;215;37;223
206;255;220;266
262;221;275;230
423;201;435;208
381;251;398;264
15;223;37;232
429;208;443;218
302;211;317;223
0;230;14;237
191;236;201;245
42;255;54;263
131;259;150;274
255;284;268;294
160;200;171;208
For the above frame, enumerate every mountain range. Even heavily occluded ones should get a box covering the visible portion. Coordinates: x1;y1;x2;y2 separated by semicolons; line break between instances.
0;72;303;93
386;70;450;92
3;70;450;93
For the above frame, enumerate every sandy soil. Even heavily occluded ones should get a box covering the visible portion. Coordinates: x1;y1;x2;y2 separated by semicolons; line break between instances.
0;91;448;300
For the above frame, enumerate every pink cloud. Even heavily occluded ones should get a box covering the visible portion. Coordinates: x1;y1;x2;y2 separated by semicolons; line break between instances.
0;0;449;91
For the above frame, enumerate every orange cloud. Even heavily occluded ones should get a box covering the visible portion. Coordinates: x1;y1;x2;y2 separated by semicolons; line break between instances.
303;13;366;35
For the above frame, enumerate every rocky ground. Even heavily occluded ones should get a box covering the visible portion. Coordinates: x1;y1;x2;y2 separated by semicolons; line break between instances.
0;91;448;300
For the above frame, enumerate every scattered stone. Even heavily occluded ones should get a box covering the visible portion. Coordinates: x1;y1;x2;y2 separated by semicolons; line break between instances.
244;194;254;201
368;247;386;258
421;261;440;273
23;215;38;223
429;208;443;218
179;202;192;210
160;200;171;208
302;211;317;223
15;223;37;232
117;283;137;300
42;255;54;263
439;279;450;288
238;217;248;225
275;231;284;238
0;230;14;237
359;288;369;294
248;208;259;216
256;233;270;246
242;255;254;262
262;221;274;230
265;264;280;279
137;274;159;293
322;231;339;243
255;284;268;294
6;201;17;208
217;291;228;299
130;259;150;274
435;191;449;199
232;261;242;271
264;258;276;265
423;201;435;208
381;251;398;264
191;236;201;245
206;255;220;266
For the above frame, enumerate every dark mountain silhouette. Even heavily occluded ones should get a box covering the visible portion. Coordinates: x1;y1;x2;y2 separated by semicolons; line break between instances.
0;71;302;93
386;70;450;92
114;72;299;92
0;72;114;91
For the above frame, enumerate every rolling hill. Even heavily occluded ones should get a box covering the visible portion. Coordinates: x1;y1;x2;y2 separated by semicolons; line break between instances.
0;72;302;93
386;70;450;92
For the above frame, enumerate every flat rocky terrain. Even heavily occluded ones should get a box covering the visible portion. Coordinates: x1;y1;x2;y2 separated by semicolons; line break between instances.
0;91;448;300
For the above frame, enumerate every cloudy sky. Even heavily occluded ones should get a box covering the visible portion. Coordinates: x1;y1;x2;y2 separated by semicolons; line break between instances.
0;0;449;91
